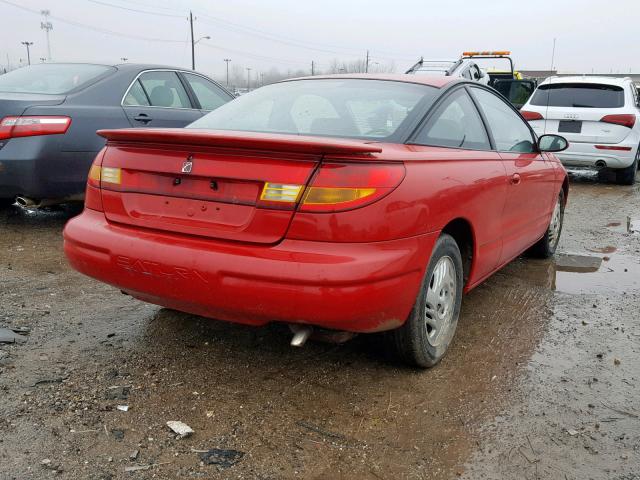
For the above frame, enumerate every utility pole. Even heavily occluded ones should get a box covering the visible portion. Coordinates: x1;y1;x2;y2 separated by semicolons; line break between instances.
189;11;195;70
224;58;231;87
21;41;33;66
365;50;370;73
311;61;315;76
260;72;265;86
40;10;53;61
246;67;252;90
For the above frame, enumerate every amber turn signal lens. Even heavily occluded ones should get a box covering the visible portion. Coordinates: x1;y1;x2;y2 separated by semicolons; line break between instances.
302;187;376;205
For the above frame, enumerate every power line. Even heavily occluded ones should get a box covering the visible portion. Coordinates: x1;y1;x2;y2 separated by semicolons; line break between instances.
82;0;415;61
0;0;187;43
86;0;183;18
199;41;310;68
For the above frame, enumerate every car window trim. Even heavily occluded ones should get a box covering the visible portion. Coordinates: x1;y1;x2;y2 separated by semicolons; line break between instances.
178;71;235;112
127;78;151;107
406;83;495;152
121;69;201;110
467;84;541;154
176;71;201;110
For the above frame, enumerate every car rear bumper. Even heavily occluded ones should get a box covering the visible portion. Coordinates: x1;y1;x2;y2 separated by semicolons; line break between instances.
0;137;94;200
63;208;436;333
556;142;638;169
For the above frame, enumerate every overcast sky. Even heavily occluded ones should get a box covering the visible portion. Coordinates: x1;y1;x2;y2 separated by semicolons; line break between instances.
1;0;639;80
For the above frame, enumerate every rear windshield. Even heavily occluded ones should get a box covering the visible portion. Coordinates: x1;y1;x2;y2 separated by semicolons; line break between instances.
0;64;115;94
530;83;625;108
187;79;436;140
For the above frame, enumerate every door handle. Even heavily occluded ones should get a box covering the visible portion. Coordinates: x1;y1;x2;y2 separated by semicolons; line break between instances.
510;173;521;185
133;113;152;124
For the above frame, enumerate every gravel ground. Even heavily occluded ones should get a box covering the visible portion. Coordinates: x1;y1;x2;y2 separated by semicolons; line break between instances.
0;171;639;479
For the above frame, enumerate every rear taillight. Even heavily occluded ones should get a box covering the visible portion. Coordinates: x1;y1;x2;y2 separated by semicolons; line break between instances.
85;149;108;212
600;114;636;129
0;116;71;140
299;163;405;213
520;111;544;121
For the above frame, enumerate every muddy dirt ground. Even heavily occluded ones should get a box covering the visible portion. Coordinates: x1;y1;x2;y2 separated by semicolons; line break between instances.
1;172;639;480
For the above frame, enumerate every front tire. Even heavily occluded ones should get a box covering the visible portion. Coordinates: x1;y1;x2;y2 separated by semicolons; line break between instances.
388;234;463;368
527;189;564;258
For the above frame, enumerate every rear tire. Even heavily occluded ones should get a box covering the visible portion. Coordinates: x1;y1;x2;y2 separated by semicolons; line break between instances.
388;234;463;368
527;189;564;258
614;147;639;185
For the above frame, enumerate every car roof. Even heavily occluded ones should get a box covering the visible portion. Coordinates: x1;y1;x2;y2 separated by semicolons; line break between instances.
541;75;632;86
283;73;459;88
26;62;195;72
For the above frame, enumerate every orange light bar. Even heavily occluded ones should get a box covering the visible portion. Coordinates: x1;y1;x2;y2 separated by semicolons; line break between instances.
462;51;511;57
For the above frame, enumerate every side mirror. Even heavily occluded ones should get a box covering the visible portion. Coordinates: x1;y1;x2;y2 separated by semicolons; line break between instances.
538;134;569;153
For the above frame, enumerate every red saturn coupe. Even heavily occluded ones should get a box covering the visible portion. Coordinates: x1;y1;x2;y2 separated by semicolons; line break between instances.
64;74;569;367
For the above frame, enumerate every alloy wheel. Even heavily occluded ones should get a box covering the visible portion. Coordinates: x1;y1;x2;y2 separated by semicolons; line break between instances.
424;256;457;347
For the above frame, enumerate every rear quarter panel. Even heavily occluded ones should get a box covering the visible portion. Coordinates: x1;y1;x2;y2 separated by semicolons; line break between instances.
286;144;508;285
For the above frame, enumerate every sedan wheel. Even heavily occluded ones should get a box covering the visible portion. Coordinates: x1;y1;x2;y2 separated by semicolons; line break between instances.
388;233;463;368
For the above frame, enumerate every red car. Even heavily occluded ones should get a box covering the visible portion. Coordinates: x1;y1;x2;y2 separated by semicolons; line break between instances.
64;74;569;367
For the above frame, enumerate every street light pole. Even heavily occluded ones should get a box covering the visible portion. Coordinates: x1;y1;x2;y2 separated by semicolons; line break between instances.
21;42;33;66
224;58;231;87
40;10;53;61
189;11;195;70
246;67;252;90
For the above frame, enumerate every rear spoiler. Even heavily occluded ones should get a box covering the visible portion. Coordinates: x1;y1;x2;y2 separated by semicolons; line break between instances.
97;128;383;156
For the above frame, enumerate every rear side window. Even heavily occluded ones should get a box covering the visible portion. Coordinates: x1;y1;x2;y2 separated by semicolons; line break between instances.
0;64;114;94
182;73;230;111
413;89;490;150
123;80;150;106
530;83;625;108
471;87;535;153
137;71;192;108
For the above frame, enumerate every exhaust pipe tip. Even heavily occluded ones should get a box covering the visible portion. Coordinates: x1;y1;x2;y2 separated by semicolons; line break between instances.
595;160;607;169
15;196;37;208
290;326;313;347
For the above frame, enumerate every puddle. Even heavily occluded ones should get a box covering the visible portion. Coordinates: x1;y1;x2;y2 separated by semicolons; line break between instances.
513;254;640;295
606;216;640;234
554;254;640;294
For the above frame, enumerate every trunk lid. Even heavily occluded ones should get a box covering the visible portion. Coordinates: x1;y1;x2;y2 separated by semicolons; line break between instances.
97;128;381;244
531;107;633;144
0;92;66;119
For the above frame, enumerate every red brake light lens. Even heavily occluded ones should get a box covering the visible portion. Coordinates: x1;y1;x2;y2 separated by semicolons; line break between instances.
600;114;636;129
0;116;72;140
85;148;107;212
299;162;405;213
520;110;544;121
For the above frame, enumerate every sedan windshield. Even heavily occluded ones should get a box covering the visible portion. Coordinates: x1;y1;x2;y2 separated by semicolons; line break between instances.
0;64;115;95
187;79;436;140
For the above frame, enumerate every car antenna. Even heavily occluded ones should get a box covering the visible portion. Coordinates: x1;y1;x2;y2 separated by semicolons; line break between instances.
544;38;557;135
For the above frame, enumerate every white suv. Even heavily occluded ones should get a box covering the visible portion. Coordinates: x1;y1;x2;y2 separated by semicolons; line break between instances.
521;76;640;184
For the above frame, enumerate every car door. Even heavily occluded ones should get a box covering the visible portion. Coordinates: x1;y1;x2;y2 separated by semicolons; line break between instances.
179;72;233;114
122;70;202;128
408;87;507;281
470;86;557;263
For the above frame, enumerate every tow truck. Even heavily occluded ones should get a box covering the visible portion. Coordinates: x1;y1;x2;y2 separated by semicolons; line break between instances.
406;51;536;109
